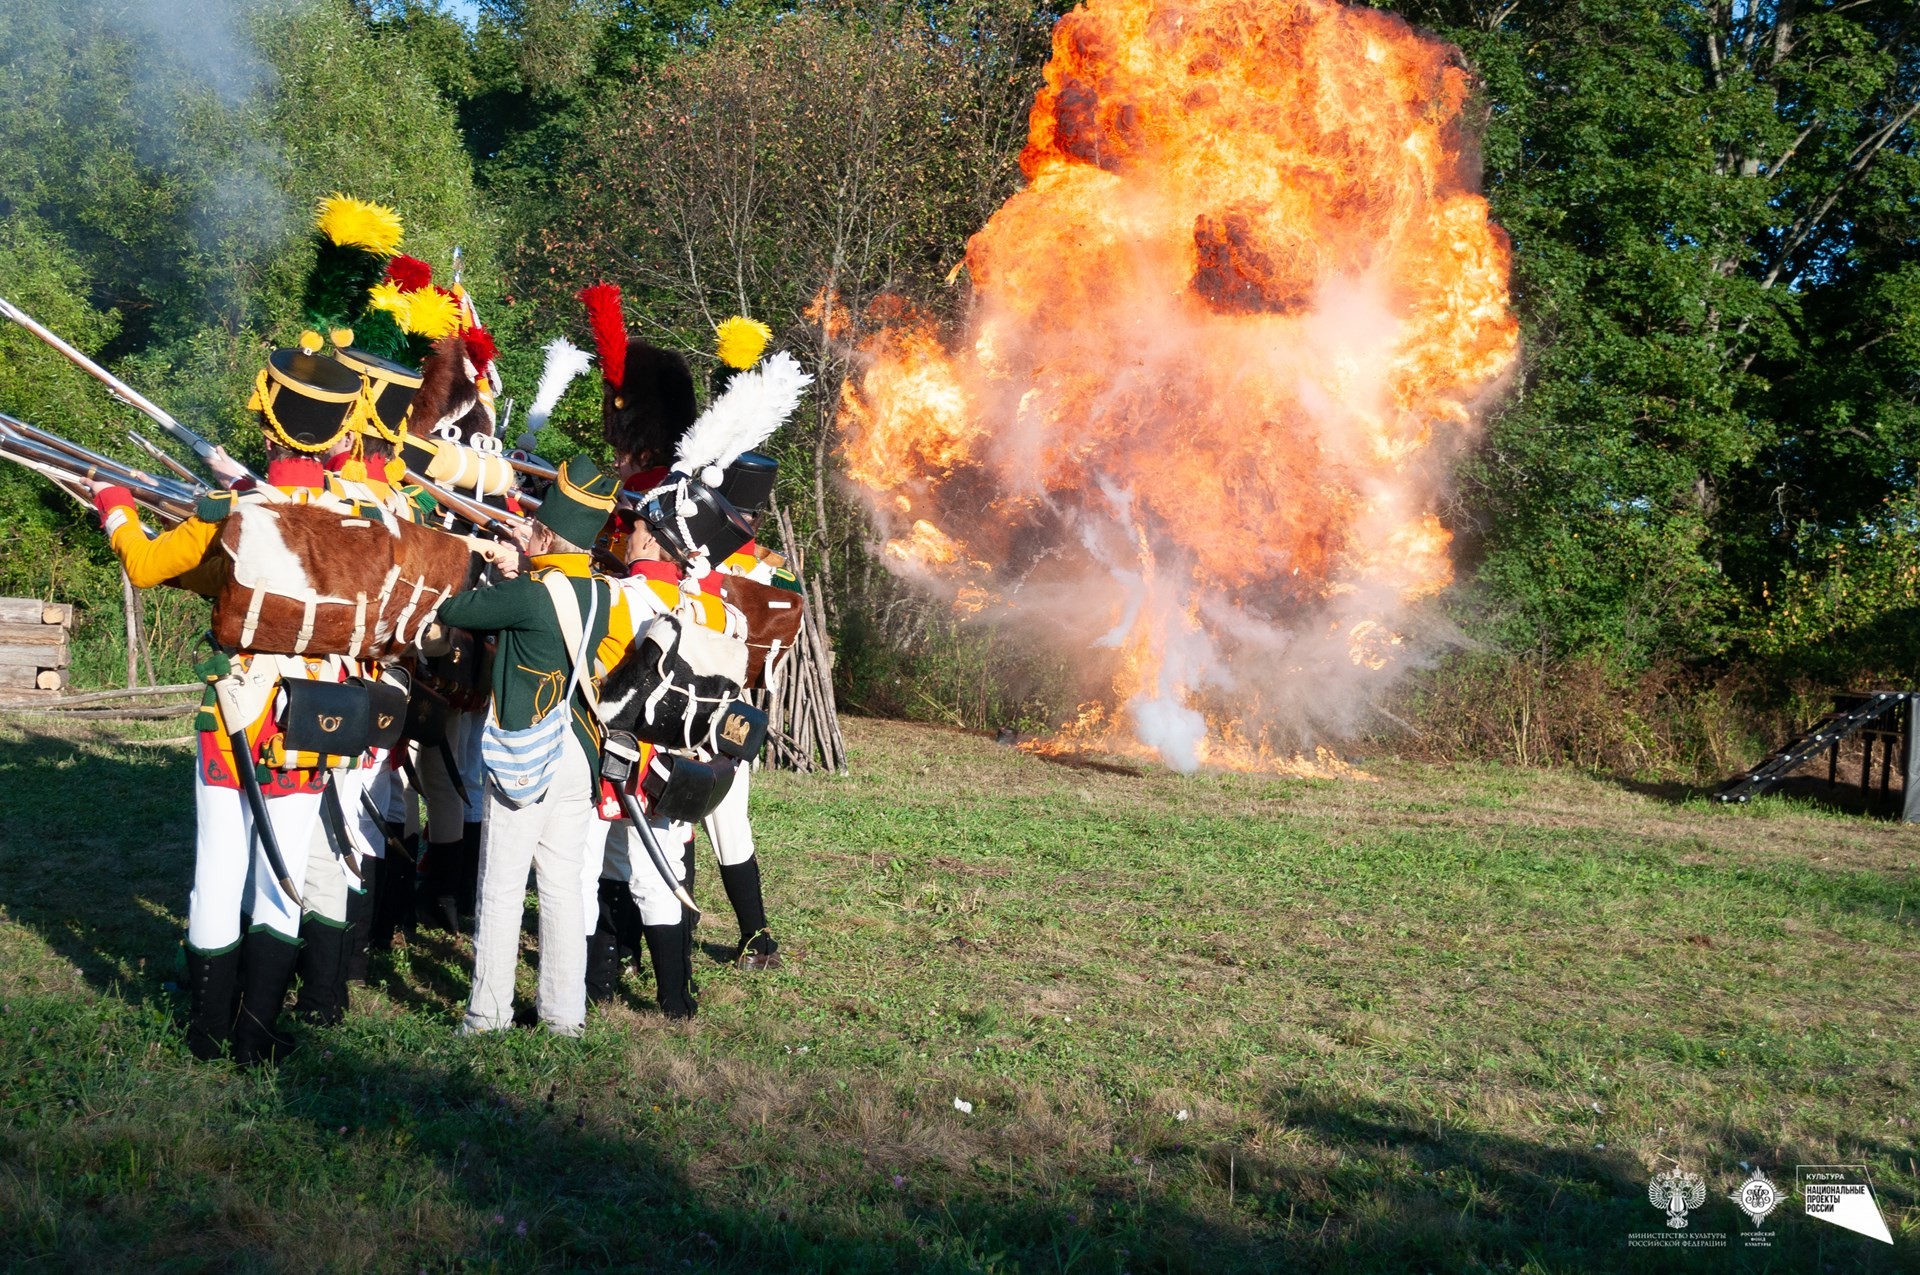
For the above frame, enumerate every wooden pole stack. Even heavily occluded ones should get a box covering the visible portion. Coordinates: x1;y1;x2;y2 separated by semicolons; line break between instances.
755;507;848;774
0;597;72;699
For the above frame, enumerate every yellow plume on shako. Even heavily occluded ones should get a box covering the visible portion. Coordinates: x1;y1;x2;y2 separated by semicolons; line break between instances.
366;280;412;328
315;193;403;256
399;287;461;339
715;316;773;371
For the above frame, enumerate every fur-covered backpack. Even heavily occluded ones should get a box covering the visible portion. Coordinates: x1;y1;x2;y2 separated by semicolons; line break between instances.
596;605;750;752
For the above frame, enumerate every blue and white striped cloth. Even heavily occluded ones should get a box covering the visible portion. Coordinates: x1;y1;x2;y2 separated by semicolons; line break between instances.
480;573;600;808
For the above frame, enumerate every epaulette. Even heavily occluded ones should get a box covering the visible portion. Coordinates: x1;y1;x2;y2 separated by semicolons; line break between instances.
403;485;437;519
196;490;239;523
769;565;802;593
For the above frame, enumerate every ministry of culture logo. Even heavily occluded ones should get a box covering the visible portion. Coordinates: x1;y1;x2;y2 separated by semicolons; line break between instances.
1650;1168;1708;1229
1730;1169;1782;1226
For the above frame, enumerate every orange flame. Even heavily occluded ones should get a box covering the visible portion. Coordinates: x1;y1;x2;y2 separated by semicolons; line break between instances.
838;0;1517;771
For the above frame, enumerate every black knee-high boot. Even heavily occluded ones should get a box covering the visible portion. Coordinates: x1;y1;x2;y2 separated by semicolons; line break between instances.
718;856;779;967
233;928;303;1066
586;882;622;1005
183;941;241;1061
421;838;465;935
458;821;483;921
293;914;348;1026
642;920;698;1020
344;876;374;985
371;835;418;950
607;878;644;960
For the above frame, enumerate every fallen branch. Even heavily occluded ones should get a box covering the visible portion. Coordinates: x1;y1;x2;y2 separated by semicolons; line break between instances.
0;704;197;720
38;683;200;707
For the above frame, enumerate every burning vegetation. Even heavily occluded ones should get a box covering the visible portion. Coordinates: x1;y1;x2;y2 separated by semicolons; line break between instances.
838;0;1518;771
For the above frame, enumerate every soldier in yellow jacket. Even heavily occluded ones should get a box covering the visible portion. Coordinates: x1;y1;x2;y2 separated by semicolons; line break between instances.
84;343;366;1065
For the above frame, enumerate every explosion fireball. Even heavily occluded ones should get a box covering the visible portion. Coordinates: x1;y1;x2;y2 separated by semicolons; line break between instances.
838;0;1518;771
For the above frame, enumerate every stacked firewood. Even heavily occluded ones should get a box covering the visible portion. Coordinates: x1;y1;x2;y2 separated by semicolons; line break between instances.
0;597;72;698
754;508;848;774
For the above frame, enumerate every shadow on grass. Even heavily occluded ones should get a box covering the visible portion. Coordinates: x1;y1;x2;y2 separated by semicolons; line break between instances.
1613;770;1908;821
1259;1090;1912;1273
5;725;1911;1272
0;726;193;1001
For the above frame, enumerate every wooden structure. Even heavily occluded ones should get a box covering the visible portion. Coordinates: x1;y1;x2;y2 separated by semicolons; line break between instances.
0;597;72;699
752;508;848;774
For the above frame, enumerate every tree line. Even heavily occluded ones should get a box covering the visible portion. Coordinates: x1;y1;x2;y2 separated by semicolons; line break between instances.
1;0;1915;767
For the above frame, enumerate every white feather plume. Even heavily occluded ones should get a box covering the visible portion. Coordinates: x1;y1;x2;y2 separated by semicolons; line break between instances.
526;337;594;431
675;350;813;475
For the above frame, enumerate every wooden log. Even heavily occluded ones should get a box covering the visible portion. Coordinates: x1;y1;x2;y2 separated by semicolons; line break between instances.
42;603;72;629
0;643;70;668
0;622;68;646
0;599;60;625
0;665;39;690
37;669;64;692
0;688;59;704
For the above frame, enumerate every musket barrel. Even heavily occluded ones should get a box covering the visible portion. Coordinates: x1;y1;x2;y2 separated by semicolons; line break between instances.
0;432;194;519
404;468;530;536
504;453;557;481
127;430;208;491
0;414;201;504
0;294;258;482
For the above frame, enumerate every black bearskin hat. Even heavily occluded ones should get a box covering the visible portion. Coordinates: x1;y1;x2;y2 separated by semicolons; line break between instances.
579;282;696;466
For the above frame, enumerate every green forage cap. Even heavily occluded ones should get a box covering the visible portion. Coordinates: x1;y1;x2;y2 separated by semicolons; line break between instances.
535;454;619;548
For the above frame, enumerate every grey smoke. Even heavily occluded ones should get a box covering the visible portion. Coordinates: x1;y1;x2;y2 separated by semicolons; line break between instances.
111;0;279;109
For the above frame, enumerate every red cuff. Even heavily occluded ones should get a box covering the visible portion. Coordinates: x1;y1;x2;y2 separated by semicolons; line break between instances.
93;486;137;522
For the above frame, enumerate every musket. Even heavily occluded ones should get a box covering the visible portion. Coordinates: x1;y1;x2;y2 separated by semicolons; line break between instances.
0;413;201;506
405;467;531;537
0;294;260;483
0;427;196;521
503;451;646;513
127;430;208;490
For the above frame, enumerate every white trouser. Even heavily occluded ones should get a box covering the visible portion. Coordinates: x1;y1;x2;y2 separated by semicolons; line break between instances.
465;732;592;1034
370;753;419;837
339;753;408;859
600;815;693;927
300;786;355;924
702;764;755;867
187;749;321;949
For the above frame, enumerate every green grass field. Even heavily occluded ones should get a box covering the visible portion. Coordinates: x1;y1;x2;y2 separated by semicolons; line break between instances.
0;716;1914;1272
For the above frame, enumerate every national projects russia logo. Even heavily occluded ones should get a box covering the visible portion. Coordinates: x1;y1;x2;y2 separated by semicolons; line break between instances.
1628;1160;1896;1250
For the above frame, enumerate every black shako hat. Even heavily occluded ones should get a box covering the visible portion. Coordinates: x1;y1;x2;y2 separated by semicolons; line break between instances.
249;346;363;453
717;450;777;517
335;345;423;445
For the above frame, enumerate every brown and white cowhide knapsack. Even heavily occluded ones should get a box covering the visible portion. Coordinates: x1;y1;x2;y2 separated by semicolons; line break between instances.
211;501;478;659
712;574;804;691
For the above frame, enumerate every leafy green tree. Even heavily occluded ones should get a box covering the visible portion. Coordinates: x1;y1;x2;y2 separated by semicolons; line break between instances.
1399;0;1920;671
0;0;496;683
